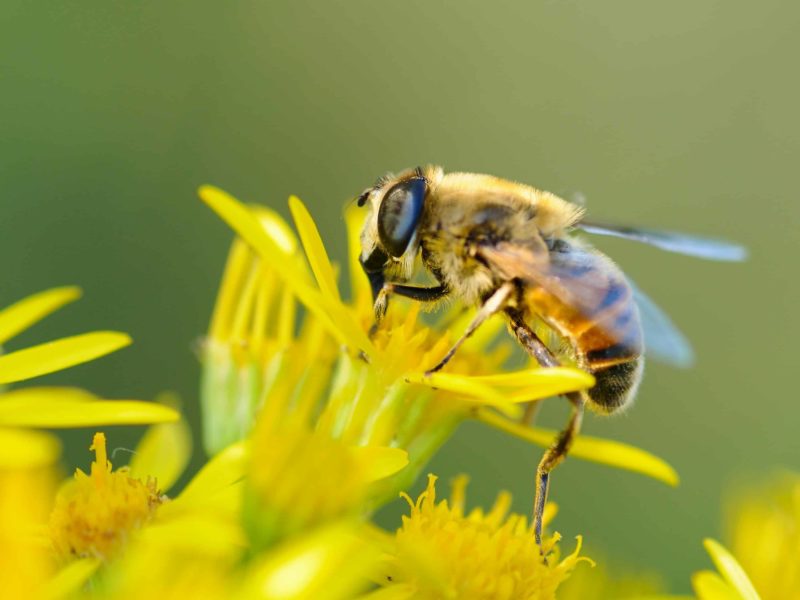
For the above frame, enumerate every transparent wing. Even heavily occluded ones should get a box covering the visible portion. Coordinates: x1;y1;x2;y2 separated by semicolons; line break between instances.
629;279;695;368
579;221;748;262
476;241;636;346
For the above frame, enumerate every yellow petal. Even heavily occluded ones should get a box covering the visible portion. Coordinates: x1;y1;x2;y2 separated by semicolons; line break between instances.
344;204;372;311
42;558;100;600
692;570;741;600
0;399;178;428
405;372;510;406
199;185;374;358
703;539;761;600
140;514;245;558
173;440;248;509
289;195;341;302
242;521;377;600
0;286;82;345
475;408;679;486
0;331;132;385
0;387;96;403
470;367;595;401
254;206;300;255
350;446;408;482
129;401;192;493
0;428;61;469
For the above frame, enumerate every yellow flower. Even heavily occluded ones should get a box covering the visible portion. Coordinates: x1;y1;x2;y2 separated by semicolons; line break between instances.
691;538;760;600
556;553;665;599
239;521;382;600
198;185;680;494
373;474;590;600
0;287;179;428
49;432;165;561
244;418;408;551
0;428;59;600
723;472;800;599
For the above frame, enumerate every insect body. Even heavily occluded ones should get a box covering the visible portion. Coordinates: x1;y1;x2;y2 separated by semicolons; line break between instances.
356;165;745;544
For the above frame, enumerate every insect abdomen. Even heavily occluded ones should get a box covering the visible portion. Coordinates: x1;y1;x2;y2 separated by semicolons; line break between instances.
526;241;645;413
585;353;643;413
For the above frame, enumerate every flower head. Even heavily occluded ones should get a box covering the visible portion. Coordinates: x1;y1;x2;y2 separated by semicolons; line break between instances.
0;428;60;599
723;472;800;600
198;186;676;505
49;432;165;561
243;421;403;550
377;474;590;600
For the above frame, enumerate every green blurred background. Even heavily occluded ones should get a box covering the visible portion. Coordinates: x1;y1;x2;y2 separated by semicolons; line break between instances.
2;0;797;591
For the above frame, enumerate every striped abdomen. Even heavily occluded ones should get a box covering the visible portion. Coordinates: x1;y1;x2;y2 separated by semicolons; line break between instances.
525;240;644;413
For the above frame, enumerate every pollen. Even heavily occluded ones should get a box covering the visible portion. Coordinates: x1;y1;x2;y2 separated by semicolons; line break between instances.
49;432;164;561
381;474;591;600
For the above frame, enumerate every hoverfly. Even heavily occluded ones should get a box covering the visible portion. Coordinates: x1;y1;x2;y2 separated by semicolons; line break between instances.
356;166;745;543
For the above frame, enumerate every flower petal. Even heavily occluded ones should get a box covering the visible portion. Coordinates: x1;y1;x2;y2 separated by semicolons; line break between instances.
140;514;245;558
42;558;101;600
289;195;341;302
0;428;61;468
692;570;741;600
199;185;374;358
173;440;248;509
350;446;409;482
0;286;82;345
0;387;97;403
703;538;761;600
476;408;679;486
405;372;513;407
0;400;178;428
241;521;378;600
470;367;595;401
129;405;192;493
0;331;132;385
344;204;373;311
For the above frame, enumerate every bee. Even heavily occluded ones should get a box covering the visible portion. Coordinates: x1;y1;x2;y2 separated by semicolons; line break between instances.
356;165;745;544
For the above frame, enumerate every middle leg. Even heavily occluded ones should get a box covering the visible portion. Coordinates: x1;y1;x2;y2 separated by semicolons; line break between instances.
425;282;515;375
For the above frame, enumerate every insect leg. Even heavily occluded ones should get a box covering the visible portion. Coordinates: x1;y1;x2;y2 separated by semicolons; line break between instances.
372;283;449;328
506;308;585;546
388;283;449;302
533;394;583;545
425;282;514;375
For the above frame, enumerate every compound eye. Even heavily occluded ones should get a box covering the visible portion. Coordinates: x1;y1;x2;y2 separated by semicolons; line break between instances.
377;177;426;257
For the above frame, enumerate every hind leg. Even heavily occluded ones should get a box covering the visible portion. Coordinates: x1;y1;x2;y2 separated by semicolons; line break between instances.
506;308;586;546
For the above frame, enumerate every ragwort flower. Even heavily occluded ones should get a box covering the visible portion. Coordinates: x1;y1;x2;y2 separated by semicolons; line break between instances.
372;474;590;600
49;432;164;561
198;185;680;503
723;472;800;599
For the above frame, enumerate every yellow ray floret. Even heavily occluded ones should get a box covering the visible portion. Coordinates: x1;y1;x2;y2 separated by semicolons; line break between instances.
289;194;342;302
199;184;374;358
476;407;679;486
0;331;131;385
692;538;760;600
0;286;82;345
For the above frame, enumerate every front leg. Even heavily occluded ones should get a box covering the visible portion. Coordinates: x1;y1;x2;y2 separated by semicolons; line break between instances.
374;282;449;322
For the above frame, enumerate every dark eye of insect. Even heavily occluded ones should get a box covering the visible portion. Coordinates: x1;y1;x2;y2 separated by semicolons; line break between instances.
377;177;426;257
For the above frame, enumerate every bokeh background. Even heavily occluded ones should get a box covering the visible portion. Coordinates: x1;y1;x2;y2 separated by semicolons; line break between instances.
2;1;797;591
